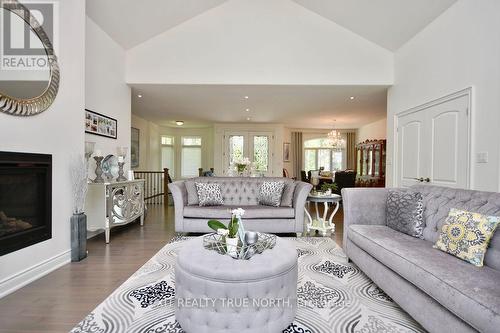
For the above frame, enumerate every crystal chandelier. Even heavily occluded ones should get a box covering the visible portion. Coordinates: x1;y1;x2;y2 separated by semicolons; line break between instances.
327;120;346;150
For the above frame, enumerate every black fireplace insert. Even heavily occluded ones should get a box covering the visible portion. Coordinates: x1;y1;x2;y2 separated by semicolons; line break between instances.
0;152;52;256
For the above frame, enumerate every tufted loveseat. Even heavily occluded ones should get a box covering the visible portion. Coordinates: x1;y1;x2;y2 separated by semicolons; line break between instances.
342;185;500;333
169;177;312;234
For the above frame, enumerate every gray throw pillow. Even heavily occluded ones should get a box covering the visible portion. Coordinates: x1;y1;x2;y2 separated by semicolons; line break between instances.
280;182;297;207
195;182;224;207
386;189;424;238
259;181;285;207
185;180;199;206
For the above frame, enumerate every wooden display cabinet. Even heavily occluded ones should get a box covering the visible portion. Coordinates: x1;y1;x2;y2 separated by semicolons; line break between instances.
355;139;386;187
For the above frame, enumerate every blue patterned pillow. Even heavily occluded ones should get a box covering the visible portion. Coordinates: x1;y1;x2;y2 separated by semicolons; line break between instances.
386;189;424;238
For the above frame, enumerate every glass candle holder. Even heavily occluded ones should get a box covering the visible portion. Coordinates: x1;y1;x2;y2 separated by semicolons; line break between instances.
116;147;128;158
311;177;320;193
84;142;95;160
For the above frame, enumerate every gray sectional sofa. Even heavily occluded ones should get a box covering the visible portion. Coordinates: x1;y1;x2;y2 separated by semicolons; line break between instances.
169;177;312;234
342;185;500;333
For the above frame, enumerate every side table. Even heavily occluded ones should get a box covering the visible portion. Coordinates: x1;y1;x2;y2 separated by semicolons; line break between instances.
85;180;145;243
304;193;341;236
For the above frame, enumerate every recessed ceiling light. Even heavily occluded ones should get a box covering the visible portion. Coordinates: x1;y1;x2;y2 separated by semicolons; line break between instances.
244;96;249;100
138;94;143;98
349;96;355;100
175;121;184;126
245;108;250;112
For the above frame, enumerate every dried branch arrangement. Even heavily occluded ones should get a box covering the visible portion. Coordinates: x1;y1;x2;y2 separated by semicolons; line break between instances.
70;155;89;214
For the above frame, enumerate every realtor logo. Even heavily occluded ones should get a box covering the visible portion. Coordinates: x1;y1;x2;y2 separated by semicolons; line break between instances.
0;0;58;70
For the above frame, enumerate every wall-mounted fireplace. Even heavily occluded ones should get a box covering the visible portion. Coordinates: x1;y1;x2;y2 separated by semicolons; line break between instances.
0;152;52;256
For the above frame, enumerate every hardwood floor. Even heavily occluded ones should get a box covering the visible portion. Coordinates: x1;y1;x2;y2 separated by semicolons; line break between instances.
0;204;343;333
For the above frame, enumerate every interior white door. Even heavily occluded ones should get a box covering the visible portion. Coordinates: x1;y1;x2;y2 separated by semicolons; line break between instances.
397;112;426;188
223;131;274;176
427;95;469;188
396;92;470;189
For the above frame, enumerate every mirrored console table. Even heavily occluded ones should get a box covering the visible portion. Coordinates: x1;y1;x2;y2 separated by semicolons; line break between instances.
85;180;145;243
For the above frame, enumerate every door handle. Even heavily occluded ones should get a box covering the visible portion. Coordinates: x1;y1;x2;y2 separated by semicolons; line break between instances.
424;178;431;183
413;177;424;182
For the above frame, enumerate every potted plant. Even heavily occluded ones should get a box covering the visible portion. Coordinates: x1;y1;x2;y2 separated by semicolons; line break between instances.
208;208;245;258
70;155;89;262
320;182;338;195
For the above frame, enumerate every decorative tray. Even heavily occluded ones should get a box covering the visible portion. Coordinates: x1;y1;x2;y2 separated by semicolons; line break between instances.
203;232;276;260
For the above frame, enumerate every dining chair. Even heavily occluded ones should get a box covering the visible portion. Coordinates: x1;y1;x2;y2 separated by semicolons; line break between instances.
301;170;308;182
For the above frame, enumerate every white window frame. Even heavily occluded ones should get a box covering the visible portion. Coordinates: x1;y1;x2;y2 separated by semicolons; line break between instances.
161;135;175;178
181;136;202;178
303;138;345;172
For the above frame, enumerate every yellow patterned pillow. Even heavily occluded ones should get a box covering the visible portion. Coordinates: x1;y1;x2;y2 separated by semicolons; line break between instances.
434;208;500;267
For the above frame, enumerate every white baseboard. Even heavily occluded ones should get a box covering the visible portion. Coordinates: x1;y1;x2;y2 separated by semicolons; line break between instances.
0;250;71;298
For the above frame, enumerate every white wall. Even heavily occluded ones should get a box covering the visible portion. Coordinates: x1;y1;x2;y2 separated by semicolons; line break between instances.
126;0;393;85
85;17;131;178
387;0;500;191
131;114;160;171
357;118;386;143
0;0;86;297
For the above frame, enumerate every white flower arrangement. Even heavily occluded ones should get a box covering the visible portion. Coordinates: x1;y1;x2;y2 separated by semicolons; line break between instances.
232;208;246;218
207;207;247;258
232;157;251;165
232;157;252;174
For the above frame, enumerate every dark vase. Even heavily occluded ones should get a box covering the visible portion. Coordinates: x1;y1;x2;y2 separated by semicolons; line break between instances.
71;213;87;262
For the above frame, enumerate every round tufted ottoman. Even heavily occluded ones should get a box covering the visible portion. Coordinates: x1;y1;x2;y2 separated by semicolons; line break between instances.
175;236;298;333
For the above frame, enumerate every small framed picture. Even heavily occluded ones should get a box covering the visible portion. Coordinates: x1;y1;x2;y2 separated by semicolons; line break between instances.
283;142;291;162
85;109;117;139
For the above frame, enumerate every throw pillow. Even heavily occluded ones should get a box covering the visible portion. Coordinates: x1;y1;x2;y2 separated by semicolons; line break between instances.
386;189;424;238
259;181;285;207
185;180;199;206
434;208;500;267
280;182;297;207
195;182;224;207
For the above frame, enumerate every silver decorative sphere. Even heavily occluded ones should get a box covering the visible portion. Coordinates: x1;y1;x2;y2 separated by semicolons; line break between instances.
245;231;259;245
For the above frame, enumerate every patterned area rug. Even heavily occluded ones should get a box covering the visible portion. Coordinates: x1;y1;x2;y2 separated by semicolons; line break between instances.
71;237;425;333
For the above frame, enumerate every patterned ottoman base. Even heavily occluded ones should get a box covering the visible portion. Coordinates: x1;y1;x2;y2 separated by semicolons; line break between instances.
175;237;298;333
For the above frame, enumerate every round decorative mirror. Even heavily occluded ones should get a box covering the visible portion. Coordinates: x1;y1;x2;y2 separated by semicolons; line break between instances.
0;0;60;116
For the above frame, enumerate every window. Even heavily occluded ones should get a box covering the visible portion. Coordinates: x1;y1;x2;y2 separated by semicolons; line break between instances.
229;135;244;164
253;136;269;172
304;138;344;172
181;136;202;178
161;136;174;145
161;136;175;177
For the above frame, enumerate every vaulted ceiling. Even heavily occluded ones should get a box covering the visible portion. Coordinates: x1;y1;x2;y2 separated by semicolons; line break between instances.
86;0;457;128
87;0;456;51
86;0;229;50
